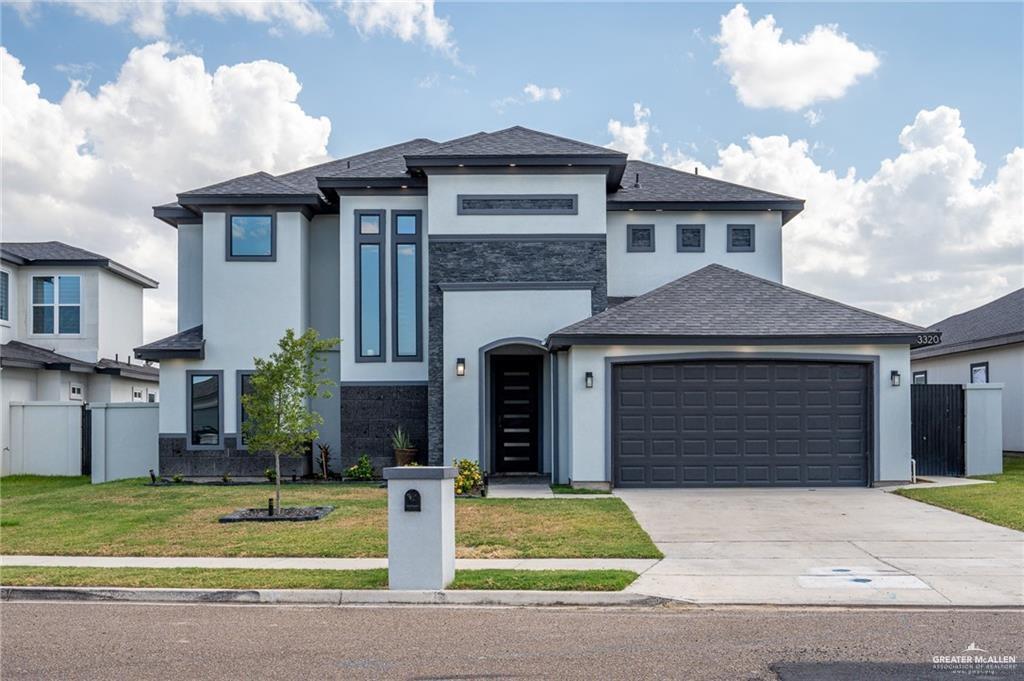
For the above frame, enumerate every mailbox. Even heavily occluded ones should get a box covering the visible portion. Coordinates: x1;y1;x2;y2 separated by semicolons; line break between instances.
383;466;457;590
404;489;421;512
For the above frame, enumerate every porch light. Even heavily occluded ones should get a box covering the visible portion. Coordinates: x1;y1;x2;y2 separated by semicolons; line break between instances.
585;371;594;389
890;370;901;387
456;357;466;377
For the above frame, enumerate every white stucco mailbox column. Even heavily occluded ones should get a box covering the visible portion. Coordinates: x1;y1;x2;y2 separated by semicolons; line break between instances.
383;466;457;590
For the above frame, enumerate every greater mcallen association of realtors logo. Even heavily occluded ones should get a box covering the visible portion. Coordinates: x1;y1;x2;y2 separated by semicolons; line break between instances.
932;643;1019;675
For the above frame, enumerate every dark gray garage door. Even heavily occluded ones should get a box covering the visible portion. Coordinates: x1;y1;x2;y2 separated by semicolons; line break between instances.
612;360;870;487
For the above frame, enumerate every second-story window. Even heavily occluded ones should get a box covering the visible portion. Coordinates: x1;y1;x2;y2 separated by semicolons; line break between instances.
727;225;756;252
677;224;706;253
392;211;422;361
0;271;9;321
32;275;80;334
627;225;655;253
355;210;385;361
227;214;275;261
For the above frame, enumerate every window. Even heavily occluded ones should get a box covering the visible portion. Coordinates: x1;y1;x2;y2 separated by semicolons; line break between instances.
727;225;756;252
457;194;578;215
627;225;655;253
32;275;80;334
70;383;84;401
970;362;989;384
677;224;705;253
912;371;928;385
0;270;9;321
132;387;144;402
227;214;275;261
355;210;385;361
187;371;223;449
147;392;157;403
392;211;422;361
237;370;254;449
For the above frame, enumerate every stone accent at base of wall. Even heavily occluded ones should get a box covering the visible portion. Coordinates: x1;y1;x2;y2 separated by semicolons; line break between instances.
158;436;310;478
339;384;428;474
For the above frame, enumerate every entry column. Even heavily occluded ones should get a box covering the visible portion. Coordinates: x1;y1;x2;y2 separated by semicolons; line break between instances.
383;466;457;590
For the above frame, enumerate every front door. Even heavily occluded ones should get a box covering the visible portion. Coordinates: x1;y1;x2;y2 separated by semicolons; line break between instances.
491;355;542;473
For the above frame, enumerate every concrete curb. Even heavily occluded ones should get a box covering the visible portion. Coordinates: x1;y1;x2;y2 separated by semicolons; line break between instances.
0;586;670;608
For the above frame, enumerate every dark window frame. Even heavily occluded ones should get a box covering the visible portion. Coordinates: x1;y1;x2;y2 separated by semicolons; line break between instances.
727;224;756;253
225;213;277;262
676;224;706;253
457;194;578;216
186;369;224;451
969;361;989;384
627;224;656;253
236;369;255;450
0;270;9;322
391;210;423;362
355;209;386;363
912;370;928;385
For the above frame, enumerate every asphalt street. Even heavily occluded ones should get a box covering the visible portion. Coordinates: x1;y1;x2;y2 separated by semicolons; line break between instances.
1;602;1022;680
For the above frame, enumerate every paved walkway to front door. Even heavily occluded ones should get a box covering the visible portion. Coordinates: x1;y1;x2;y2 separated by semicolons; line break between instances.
615;487;1024;606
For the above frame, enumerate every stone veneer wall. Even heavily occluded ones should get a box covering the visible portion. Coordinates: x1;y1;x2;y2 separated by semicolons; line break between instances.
339;384;429;474
427;237;608;464
158;436;311;478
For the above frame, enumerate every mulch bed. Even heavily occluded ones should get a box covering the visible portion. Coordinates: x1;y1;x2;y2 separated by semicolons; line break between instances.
218;506;335;523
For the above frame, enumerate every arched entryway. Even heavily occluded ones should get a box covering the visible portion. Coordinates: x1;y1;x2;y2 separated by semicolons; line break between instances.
480;338;549;476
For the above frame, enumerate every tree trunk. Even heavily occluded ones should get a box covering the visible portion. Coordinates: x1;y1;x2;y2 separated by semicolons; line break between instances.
274;453;282;512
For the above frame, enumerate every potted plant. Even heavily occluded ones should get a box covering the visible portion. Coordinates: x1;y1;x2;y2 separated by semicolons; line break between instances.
391;426;418;466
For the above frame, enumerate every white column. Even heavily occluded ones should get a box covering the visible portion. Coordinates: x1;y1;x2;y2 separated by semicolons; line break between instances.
383;466;456;590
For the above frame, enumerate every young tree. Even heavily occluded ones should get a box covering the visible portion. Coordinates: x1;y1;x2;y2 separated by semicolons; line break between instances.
241;329;339;512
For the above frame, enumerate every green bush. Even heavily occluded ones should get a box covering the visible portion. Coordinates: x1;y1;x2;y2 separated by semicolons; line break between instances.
454;458;483;495
264;468;277;483
346;455;375;481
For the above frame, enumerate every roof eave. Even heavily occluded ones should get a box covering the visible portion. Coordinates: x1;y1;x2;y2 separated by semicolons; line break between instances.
133;345;204;361
607;200;805;221
177;193;323;207
547;333;924;351
153;204;202;228
96;365;160;382
405;154;627;189
911;332;1024;360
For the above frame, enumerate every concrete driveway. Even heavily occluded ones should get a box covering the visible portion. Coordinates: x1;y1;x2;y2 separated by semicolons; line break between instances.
616;487;1024;606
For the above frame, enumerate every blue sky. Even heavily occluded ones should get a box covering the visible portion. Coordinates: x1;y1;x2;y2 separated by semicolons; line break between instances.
2;2;1022;339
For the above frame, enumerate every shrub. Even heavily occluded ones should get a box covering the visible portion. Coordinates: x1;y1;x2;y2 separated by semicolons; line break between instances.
454;458;483;495
264;468;277;483
172;474;183;484
346;455;375;481
221;474;232;483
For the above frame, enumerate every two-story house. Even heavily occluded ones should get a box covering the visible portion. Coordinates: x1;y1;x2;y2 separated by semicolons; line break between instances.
137;127;928;487
1;241;160;471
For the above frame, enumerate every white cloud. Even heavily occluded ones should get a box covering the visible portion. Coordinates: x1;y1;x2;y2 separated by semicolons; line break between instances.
803;109;823;127
342;0;460;64
523;83;563;102
666;106;1023;325
177;1;329;34
1;43;331;342
605;103;653;160
714;3;880;111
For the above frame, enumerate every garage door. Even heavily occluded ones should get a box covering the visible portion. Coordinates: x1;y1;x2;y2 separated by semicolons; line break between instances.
612;360;870;487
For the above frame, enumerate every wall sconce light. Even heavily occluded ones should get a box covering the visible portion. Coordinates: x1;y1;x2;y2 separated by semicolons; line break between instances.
890;370;901;387
456;358;466;377
585;371;594;389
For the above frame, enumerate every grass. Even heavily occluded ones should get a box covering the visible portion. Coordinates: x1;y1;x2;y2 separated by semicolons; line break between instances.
0;476;660;559
897;455;1024;531
0;566;638;591
550;484;611;495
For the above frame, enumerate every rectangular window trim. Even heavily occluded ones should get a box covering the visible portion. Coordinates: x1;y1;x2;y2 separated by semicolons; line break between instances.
457;194;578;216
70;383;84;401
0;270;9;323
969;361;989;384
31;274;81;336
186;369;224;451
355;209;386;363
236;369;254;450
391;210;423;362
912;371;928;385
627;224;656;253
676;224;706;253
226;213;277;262
727;224;756;253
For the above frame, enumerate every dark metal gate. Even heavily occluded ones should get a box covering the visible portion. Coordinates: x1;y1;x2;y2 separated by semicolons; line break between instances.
81;405;92;477
911;385;964;476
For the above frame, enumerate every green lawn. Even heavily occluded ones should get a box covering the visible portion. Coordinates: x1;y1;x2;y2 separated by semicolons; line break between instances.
0;566;637;591
550;485;611;495
0;476;660;559
897;456;1024;531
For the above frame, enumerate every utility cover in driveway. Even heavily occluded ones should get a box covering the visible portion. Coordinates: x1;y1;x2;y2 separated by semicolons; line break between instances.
612;360;870;487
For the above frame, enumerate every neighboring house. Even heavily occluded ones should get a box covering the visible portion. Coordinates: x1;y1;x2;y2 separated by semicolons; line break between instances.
138;126;929;487
911;288;1023;453
1;242;160;473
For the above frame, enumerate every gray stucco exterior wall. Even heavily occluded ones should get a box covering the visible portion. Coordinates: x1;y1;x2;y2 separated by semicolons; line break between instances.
308;215;342;468
426;236;607;464
177;224;204;332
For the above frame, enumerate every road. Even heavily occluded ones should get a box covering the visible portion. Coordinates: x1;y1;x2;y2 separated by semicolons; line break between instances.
1;602;1022;680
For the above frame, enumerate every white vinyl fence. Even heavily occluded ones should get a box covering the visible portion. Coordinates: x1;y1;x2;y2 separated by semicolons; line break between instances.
964;383;1004;476
88;402;159;484
7;402;83;476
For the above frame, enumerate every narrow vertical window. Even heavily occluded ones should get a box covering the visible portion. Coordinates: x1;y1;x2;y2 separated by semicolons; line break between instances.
32;275;80;334
355;210;385;361
237;371;254;448
0;271;9;321
188;371;222;449
392;211;422;361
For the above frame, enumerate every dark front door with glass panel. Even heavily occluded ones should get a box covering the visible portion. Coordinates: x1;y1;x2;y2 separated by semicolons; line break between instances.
491;356;542;473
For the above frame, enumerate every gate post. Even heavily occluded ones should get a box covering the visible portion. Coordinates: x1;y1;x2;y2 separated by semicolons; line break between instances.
383;466;457;590
964;383;1003;476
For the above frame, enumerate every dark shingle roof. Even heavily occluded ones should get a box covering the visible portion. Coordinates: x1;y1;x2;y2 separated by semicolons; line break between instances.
610;160;800;204
281;138;439;188
0;241;157;288
0;341;95;370
912;288;1024;359
134;325;204;360
96;357;160;382
415;126;623;158
550;264;924;345
179;171;311;197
